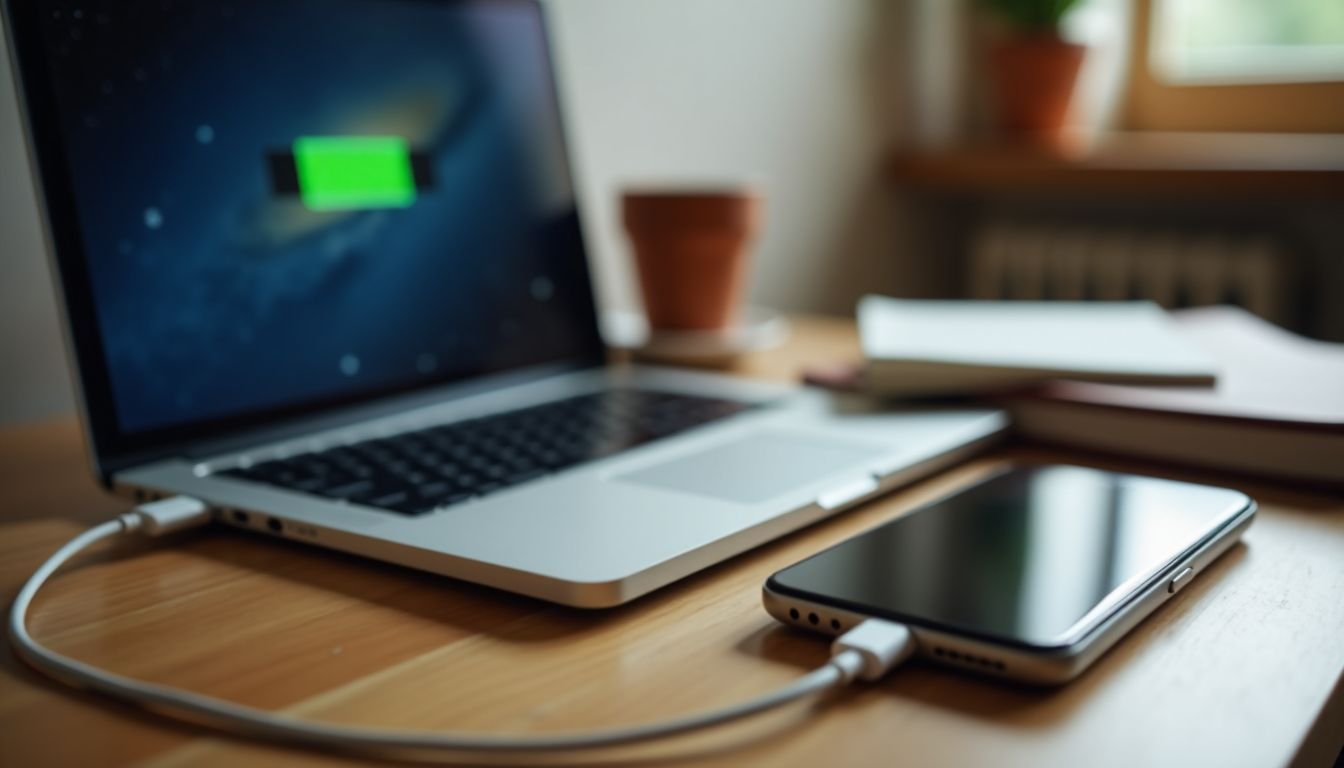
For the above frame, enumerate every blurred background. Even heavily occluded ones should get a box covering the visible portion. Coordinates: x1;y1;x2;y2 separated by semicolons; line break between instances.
3;0;1342;426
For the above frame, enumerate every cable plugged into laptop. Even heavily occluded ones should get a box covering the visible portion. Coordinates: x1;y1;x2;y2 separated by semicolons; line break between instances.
9;500;917;758
77;496;213;542
129;496;213;534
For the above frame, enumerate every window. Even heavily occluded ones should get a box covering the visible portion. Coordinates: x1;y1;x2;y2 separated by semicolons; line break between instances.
1151;0;1344;84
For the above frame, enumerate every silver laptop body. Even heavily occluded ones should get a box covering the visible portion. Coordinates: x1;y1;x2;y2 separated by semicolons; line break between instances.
6;0;1006;607
118;370;1005;606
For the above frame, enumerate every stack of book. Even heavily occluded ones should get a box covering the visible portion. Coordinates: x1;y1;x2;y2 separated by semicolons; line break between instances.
848;297;1344;487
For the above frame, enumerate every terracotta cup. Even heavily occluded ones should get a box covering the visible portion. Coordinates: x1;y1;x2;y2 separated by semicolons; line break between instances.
622;189;761;332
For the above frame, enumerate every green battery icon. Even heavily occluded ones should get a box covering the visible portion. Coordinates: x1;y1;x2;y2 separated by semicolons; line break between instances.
291;136;418;211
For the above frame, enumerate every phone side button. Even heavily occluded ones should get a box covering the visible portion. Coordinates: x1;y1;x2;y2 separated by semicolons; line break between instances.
1168;566;1195;594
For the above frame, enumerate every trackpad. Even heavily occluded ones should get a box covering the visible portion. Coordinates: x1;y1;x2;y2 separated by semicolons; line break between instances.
619;431;882;504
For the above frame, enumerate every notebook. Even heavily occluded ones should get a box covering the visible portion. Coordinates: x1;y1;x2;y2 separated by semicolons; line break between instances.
858;297;1219;396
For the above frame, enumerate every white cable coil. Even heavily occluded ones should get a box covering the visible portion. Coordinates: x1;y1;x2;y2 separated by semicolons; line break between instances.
8;499;917;759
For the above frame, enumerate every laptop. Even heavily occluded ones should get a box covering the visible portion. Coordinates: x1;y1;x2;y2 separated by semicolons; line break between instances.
4;0;1005;607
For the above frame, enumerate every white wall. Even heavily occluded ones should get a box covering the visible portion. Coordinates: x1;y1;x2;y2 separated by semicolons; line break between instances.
0;0;907;425
547;0;908;315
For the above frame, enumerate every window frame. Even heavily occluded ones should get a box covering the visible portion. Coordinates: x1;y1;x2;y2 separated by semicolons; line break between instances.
1124;0;1344;133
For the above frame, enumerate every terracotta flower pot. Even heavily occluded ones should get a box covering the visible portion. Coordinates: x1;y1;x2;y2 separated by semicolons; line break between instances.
622;190;761;332
989;35;1086;146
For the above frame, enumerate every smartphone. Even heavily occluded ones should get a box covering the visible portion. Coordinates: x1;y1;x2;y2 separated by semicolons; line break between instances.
764;465;1255;684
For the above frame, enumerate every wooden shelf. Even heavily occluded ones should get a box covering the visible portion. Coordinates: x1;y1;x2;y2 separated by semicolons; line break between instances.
889;132;1344;198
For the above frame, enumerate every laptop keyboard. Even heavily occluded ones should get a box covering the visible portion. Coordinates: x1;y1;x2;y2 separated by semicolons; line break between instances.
222;389;756;515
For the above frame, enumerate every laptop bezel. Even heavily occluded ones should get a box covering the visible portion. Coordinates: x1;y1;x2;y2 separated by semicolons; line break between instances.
3;0;608;483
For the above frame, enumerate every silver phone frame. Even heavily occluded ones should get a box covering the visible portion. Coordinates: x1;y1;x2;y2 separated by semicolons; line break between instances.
763;483;1256;685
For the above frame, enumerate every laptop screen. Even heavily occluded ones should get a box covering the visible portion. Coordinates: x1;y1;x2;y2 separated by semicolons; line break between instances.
20;0;603;454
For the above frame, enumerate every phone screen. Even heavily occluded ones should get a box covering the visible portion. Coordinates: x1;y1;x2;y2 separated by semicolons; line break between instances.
768;466;1249;648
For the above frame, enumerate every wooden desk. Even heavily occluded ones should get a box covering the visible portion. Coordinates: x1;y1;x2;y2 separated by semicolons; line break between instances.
2;316;1341;767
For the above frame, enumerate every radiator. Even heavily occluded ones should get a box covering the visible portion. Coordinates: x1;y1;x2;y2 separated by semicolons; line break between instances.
967;225;1292;325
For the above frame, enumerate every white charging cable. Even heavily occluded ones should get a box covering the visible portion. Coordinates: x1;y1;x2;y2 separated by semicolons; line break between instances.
9;497;917;758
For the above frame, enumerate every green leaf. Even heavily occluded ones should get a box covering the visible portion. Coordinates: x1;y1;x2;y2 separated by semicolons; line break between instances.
978;0;1082;32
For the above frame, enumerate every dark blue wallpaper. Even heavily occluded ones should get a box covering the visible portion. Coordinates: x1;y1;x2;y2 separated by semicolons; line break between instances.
40;0;598;434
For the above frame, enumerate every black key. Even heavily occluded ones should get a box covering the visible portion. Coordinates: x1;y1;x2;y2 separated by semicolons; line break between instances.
361;490;409;510
320;480;374;499
413;491;473;513
416;481;451;498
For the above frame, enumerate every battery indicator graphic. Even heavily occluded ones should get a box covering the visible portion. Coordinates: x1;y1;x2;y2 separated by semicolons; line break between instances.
292;136;418;211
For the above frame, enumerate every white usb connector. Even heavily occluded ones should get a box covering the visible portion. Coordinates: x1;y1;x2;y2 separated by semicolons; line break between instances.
832;619;918;681
132;496;212;535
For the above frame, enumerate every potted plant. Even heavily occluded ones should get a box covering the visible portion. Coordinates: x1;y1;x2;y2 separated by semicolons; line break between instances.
979;0;1085;145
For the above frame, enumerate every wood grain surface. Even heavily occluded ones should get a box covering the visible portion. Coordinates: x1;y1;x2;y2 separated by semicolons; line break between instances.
1;316;1341;767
